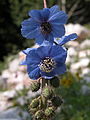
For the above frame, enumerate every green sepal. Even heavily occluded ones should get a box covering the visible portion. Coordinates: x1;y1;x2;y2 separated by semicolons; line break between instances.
30;81;41;92
50;77;60;88
34;110;45;119
45;107;55;117
29;98;39;108
52;96;63;108
42;86;54;100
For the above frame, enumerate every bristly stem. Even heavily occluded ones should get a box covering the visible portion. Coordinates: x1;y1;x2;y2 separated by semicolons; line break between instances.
43;0;47;8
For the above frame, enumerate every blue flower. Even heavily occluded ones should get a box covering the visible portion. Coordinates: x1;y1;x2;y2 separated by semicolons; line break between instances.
54;33;78;45
22;45;67;80
21;5;68;45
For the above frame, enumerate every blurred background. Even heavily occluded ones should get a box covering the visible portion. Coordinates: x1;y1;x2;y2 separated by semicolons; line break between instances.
0;0;90;120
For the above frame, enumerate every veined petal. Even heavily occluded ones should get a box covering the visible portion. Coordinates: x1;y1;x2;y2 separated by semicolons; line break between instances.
27;66;40;80
22;48;36;55
26;50;40;64
49;11;68;24
50;45;66;58
49;5;60;17
58;33;78;45
21;18;40;27
41;41;53;46
29;10;42;22
45;33;54;44
53;51;67;64
35;33;45;45
37;46;52;58
40;8;50;21
52;25;65;38
21;27;40;39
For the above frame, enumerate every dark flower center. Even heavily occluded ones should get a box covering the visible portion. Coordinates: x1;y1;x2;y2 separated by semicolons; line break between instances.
39;57;56;72
41;22;52;34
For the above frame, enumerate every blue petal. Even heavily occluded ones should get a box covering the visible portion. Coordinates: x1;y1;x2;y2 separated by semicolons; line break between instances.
20;60;27;65
21;18;39;28
35;33;45;45
22;48;36;55
58;33;78;46
49;5;60;17
41;41;53;46
40;8;50;21
21;19;40;38
29;10;42;22
27;66;40;80
54;63;66;75
21;27;40;39
44;33;54;44
49;11;68;24
50;45;66;58
52;25;65;38
41;71;55;78
53;51;67;64
36;46;52;59
26;50;40;64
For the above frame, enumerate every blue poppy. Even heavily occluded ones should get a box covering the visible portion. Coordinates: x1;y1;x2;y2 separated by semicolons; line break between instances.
22;45;67;80
54;33;78;45
21;5;68;45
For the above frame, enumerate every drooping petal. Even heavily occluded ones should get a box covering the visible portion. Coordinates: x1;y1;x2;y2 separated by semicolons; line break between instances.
49;5;60;17
27;66;40;80
29;10;42;22
22;48;36;55
52;25;65;38
58;33;78;46
49;11;68;24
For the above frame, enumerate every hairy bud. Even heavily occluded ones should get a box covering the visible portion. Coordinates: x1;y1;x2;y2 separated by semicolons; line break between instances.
30;82;41;92
42;86;54;99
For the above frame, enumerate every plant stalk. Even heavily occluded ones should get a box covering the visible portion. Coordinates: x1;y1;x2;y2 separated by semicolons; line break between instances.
43;0;47;8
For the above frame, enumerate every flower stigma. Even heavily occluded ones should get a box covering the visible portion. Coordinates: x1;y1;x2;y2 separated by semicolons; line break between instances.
41;22;52;34
39;57;56;72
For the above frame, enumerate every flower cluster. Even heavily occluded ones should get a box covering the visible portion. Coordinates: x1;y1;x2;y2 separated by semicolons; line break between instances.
21;4;78;120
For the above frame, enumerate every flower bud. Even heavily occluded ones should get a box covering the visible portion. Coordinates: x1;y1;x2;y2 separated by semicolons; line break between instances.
34;110;45;119
52;96;63;107
29;108;38;114
50;77;60;88
42;87;53;99
29;98;39;108
45;107;55;117
30;82;41;92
